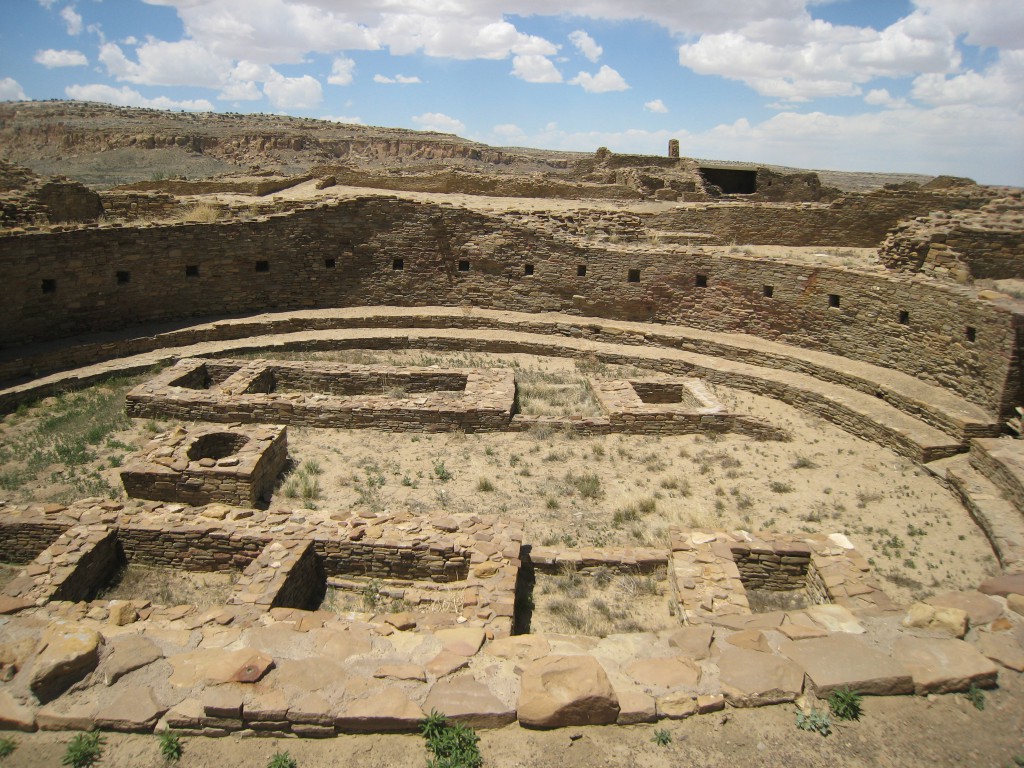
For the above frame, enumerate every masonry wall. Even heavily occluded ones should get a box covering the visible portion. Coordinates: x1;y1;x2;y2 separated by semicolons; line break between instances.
1;193;1018;414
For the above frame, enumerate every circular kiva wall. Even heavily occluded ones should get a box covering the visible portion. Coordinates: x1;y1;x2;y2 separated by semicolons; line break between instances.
2;194;1020;416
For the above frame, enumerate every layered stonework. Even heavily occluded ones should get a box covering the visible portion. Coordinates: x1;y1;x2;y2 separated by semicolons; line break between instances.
669;529;892;625
125;358;515;433
120;424;287;507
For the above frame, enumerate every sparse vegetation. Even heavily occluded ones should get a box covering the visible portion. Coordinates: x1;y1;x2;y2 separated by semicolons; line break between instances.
828;687;863;721
966;684;986;711
0;737;17;760
421;710;483;768
796;708;832;737
62;731;105;768
266;752;298;768
158;731;183;763
652;728;672;746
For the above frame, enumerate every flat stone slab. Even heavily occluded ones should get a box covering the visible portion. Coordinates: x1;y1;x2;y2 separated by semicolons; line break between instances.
927;591;1004;627
336;689;424;732
972;631;1024;672
614;688;657;725
93;686;167;732
891;636;999;694
718;648;804;707
30;625;104;703
423;677;516;728
804;605;865;634
517;655;619;728
624;657;701;691
0;690;36;731
978;572;1024;598
779;635;913;696
99;635;163;686
665;625;714;659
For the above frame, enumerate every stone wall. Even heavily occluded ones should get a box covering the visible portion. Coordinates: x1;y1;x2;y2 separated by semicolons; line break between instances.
0;520;70;564
1;192;1019;415
99;191;179;220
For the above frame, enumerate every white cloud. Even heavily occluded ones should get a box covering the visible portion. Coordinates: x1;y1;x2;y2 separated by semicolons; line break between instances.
0;77;28;101
911;49;1024;110
373;74;422;84
263;74;323;110
569;65;629;93
914;0;1024;50
644;98;668;113
34;48;88;68
37;0;58;8
328;56;356;86
218;81;262;101
491;123;528;144
321;114;365;124
511;54;562;83
100;40;230;88
569;30;602;62
60;4;83;35
864;88;906;108
64;83;214;111
411;112;466;134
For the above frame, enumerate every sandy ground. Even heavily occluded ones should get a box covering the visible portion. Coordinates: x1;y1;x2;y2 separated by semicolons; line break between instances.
3;672;1022;768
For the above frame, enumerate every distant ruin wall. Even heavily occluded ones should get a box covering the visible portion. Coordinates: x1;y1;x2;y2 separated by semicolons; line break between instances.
0;193;1018;414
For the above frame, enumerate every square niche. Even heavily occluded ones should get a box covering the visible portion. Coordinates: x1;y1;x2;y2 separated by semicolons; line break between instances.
121;424;287;507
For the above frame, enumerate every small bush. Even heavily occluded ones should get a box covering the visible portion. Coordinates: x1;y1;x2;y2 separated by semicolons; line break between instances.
62;731;105;768
652;728;672;746
569;472;602;499
421;710;482;768
828;687;863;721
966;684;986;711
476;477;495;492
795;708;831;737
769;480;794;493
159;730;183;762
0;737;17;760
434;461;453;482
267;752;298;768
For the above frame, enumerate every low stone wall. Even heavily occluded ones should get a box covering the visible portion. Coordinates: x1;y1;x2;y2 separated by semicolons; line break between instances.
117;526;265;572
98;191;179;220
2;525;119;606
229;540;324;610
0;519;71;564
120;424;288;507
126;358;515;433
969;438;1024;514
526;545;667;576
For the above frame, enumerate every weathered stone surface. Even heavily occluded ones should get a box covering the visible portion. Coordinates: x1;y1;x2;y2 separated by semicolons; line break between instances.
805;605;865;634
779;636;913;696
517;655;619;728
425;650;470;678
107;600;137;626
718;648;804;707
30;626;104;702
434;627;485;657
0;690;36;731
665;625;714;660
169;648;274;687
0;596;35;615
927;591;1003;627
891;636;999;694
624;657;701;691
36;701;97;731
614;689;657;725
725;629;772;653
423;677;516;728
902;603;968;638
485;634;550;662
288;692;335;726
972;631;1024;672
977;573;1024;598
164;698;204;729
337;688;424;732
777;623;828;641
203;686;244;718
656;692;697;719
697;693;726;713
374;663;426;682
230;650;274;683
94;686;166;732
100;635;163;686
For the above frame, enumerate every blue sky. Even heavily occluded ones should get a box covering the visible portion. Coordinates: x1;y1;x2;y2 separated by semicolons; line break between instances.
1;0;1022;185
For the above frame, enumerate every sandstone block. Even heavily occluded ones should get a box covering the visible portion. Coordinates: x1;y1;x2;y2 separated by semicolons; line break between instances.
779;636;913;696
624;656;701;691
927;591;1003;627
0;690;36;732
902;603;968;638
517;655;619;728
656;692;697;719
718;648;804;707
891;636;999;694
30;626;104;703
336;688;424;732
423;678;516;728
665;625;714;660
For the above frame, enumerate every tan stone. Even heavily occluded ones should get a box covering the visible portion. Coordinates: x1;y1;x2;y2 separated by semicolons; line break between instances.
0;690;36;731
725;629;772;653
891;636;999;694
805;604;865;634
624;656;701;691
374;663;426;682
902;603;968;638
29;625;104;702
434;627;485;657
777;623;828;640
665;625;714;660
779;635;913;696
288;691;335;726
94;686;166;732
336;688;424;732
697;693;726;713
107;600;137;626
927;591;1003;627
423;677;516;728
1008;594;1024;617
615;689;657;725
485;634;550;662
718;648;804;707
425;650;471;678
656;692;697;720
978;573;1024;598
517;655;619;728
100;634;162;686
972;631;1024;672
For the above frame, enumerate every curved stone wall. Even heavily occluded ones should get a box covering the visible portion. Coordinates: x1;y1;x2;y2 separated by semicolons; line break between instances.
1;195;1020;414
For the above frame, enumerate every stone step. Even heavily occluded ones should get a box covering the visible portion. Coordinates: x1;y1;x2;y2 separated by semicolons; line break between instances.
939;455;1024;569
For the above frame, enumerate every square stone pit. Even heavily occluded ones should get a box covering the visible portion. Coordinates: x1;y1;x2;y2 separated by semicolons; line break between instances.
120;423;287;507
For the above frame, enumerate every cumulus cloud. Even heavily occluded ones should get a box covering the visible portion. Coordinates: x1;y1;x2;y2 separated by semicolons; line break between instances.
412;112;466;134
34;48;88;68
644;98;668;113
911;49;1024;110
373;74;422;84
569;30;602;62
64;83;214;111
328;56;356;86
569;65;629;93
511;54;562;83
60;4;83;35
263;74;323;110
491;122;528;144
100;40;230;88
0;77;28;101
